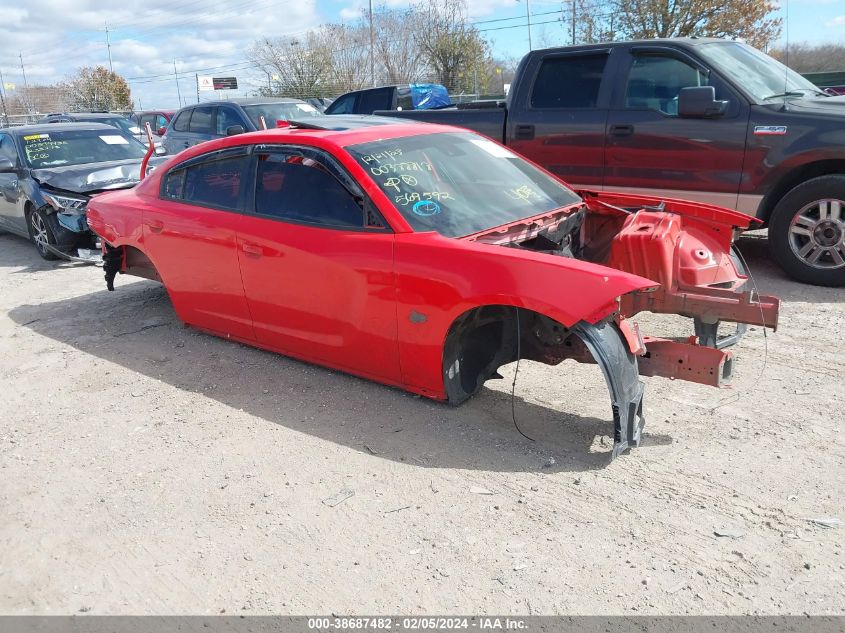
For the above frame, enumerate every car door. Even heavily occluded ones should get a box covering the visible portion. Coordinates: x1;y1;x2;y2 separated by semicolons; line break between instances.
506;49;614;189
146;146;255;340
604;46;749;208
0;133;26;234
236;144;401;383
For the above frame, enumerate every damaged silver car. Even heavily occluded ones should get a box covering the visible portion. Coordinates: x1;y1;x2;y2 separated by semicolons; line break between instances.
0;122;164;262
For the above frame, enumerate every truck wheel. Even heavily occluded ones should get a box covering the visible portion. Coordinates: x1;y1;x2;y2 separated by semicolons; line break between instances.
769;175;845;287
27;208;59;260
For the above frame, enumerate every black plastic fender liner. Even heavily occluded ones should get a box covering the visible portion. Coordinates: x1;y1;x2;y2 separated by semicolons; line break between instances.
572;321;645;458
103;243;123;291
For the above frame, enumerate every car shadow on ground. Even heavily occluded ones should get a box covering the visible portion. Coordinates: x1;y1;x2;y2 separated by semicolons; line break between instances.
735;232;844;304
8;270;674;473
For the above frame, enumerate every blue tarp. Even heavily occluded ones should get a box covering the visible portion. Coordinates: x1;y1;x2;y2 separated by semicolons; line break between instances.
410;84;451;110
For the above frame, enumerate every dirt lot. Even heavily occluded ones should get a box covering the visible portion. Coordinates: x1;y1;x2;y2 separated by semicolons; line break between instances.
0;230;842;615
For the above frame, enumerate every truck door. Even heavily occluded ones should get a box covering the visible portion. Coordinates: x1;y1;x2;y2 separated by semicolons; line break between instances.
604;47;749;210
507;49;614;189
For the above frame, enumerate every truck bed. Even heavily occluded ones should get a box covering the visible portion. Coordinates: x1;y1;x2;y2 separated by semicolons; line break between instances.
374;107;507;143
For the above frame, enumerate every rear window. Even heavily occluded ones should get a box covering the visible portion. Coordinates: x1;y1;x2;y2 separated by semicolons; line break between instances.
172;110;189;132
531;54;608;108
20;129;147;169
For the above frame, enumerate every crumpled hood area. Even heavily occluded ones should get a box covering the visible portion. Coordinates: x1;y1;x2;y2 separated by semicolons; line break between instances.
31;156;167;194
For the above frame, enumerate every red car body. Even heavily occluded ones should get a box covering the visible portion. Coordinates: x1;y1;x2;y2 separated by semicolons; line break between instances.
87;119;779;457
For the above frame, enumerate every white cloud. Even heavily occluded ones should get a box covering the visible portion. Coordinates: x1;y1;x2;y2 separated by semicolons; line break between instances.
0;0;323;109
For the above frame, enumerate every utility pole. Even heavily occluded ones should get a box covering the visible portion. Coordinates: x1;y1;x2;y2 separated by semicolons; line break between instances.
19;53;31;114
196;74;200;103
105;23;114;73
571;0;576;45
173;60;183;108
369;0;376;87
525;0;532;51
0;68;9;127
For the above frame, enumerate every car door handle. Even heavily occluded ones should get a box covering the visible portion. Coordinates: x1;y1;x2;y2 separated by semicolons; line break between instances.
146;220;164;233
610;124;635;137
241;242;262;257
514;124;535;140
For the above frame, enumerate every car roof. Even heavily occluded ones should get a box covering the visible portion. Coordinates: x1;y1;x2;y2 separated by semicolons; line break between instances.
178;97;307;109
2;122;123;135
533;36;732;54
43;112;124;119
220;117;444;149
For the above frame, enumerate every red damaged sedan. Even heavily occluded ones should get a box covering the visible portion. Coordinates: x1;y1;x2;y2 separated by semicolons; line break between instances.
86;117;780;457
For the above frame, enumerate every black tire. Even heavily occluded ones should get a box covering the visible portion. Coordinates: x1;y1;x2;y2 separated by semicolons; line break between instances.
769;175;845;287
27;207;59;260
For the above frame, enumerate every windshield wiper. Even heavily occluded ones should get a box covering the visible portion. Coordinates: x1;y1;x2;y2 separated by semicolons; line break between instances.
762;89;824;100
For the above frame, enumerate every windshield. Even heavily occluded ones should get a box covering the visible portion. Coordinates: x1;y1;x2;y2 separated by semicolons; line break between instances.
347;132;582;237
243;102;322;128
697;41;825;102
20;129;148;169
104;116;141;135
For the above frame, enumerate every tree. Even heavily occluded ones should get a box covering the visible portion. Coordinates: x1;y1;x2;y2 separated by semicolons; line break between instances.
613;0;781;49
5;84;67;116
416;0;491;94
373;7;428;84
62;66;133;111
248;33;333;98
769;43;845;73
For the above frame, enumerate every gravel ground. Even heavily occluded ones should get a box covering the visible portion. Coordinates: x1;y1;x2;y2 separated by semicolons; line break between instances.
0;230;842;615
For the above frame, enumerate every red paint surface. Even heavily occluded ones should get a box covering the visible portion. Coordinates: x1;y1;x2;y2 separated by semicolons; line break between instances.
86;122;777;399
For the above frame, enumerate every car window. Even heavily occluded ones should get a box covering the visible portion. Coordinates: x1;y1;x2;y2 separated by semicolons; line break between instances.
156;114;169;129
172;110;189;132
0;134;18;163
164;152;251;211
531;53;608;108
326;93;356;114
625;54;709;115
358;88;392;113
216;107;246;135
189;106;214;134
254;149;363;228
140;114;156;131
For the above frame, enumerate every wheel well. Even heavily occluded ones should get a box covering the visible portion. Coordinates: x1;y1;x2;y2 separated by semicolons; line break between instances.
119;244;162;282
441;305;584;405
759;160;845;224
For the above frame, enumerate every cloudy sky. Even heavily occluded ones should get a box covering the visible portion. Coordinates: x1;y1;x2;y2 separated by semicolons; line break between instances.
0;0;840;111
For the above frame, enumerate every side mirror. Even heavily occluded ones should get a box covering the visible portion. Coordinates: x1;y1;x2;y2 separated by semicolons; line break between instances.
156;126;167;137
226;125;245;136
679;86;729;118
0;158;15;172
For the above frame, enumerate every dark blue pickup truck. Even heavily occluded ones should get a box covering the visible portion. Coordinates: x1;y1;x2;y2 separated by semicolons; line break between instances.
381;38;845;287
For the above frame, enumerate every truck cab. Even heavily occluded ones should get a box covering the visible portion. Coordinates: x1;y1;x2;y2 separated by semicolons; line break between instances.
383;39;845;287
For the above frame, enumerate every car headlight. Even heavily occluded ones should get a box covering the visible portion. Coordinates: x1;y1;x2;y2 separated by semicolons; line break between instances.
42;192;88;214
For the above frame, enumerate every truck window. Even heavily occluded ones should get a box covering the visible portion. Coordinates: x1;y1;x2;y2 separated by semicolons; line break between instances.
327;93;356;114
358;88;393;113
625;55;708;115
531;54;608;108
